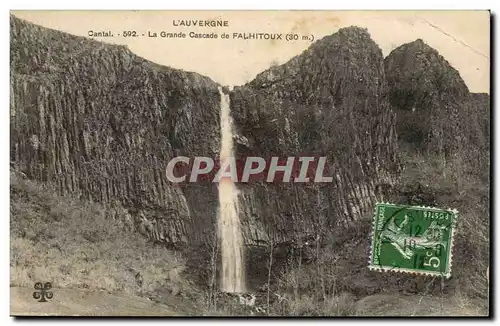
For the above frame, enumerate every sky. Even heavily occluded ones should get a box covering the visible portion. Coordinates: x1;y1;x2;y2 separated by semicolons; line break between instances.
12;10;490;93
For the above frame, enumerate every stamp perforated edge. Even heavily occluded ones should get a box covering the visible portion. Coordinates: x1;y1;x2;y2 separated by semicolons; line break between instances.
368;202;459;278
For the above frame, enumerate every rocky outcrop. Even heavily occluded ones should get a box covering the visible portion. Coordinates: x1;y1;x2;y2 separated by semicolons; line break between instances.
385;39;467;153
10;15;221;247
468;92;490;181
231;27;400;246
11;18;401;254
385;39;490;179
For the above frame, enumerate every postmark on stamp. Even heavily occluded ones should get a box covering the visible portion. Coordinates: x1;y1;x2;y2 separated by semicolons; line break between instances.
369;203;458;278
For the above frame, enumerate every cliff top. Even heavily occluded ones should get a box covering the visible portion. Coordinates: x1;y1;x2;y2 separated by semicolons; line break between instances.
10;15;218;89
384;37;470;98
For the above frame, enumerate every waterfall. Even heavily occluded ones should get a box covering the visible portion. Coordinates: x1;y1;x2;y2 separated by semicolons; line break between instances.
217;86;246;293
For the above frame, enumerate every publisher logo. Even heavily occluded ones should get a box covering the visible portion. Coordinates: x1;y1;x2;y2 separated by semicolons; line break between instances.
32;282;53;303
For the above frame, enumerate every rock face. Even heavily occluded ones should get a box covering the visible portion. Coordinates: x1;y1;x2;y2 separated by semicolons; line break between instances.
385;39;468;153
10;16;222;248
12;15;490;293
231;27;399;246
385;39;490;178
467;92;491;181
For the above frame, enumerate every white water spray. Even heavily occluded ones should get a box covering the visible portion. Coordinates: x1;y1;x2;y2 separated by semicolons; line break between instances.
217;86;246;293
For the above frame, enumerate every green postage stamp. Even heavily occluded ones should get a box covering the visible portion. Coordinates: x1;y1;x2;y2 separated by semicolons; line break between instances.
369;203;458;278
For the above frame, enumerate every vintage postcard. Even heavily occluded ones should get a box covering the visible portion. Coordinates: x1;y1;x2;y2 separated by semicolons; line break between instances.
9;10;490;317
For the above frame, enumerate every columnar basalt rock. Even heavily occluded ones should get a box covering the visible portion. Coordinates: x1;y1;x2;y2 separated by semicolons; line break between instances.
10;16;221;248
385;39;470;155
230;27;400;246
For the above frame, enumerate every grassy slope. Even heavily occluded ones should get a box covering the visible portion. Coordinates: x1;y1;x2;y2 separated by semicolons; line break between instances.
10;170;206;315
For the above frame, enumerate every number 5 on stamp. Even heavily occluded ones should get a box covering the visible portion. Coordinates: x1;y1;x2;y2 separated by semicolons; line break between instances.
368;203;458;278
